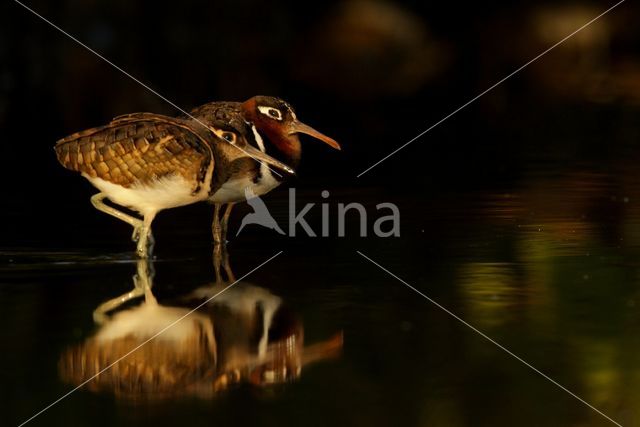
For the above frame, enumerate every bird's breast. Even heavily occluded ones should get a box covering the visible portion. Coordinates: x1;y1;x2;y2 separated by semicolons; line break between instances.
209;170;282;203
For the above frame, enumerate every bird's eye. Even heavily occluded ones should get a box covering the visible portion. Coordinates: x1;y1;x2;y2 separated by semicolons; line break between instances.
258;106;283;120
221;132;236;143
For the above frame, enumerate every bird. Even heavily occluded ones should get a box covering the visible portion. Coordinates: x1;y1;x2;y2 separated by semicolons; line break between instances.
235;187;285;237
59;255;344;399
185;96;341;244
54;111;293;258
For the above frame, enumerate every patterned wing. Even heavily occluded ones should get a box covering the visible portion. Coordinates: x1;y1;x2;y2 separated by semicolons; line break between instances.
186;101;242;125
55;114;213;190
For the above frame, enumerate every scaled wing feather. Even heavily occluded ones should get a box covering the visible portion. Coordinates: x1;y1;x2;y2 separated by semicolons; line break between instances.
55;114;214;192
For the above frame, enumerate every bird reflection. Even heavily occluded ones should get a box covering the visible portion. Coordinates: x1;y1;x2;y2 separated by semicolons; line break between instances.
59;250;342;400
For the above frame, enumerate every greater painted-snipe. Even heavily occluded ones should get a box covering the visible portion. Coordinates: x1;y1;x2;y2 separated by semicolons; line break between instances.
54;111;293;257
186;96;341;244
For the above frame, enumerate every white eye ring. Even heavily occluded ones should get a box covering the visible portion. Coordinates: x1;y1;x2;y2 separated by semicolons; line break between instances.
258;106;283;121
212;127;237;144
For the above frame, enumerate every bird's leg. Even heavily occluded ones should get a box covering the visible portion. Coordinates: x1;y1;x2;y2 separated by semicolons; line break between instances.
92;258;155;324
212;203;223;246
147;230;155;254
221;203;235;244
221;244;235;282
213;243;223;284
213;244;234;283
138;258;157;305
91;193;144;242
136;213;156;259
93;282;145;324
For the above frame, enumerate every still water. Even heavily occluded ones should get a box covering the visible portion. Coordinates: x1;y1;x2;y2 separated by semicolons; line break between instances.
3;162;640;427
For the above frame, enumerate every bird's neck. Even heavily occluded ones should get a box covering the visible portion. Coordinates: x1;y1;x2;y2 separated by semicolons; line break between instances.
277;142;300;170
252;126;300;172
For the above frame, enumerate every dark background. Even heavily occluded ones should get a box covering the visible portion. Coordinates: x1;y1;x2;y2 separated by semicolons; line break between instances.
4;2;640;426
2;0;640;252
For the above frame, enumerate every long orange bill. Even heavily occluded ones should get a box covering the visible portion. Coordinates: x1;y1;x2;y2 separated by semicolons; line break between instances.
301;331;344;366
289;121;341;150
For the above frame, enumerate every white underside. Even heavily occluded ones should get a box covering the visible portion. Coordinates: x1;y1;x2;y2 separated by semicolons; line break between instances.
189;283;282;357
210;123;284;203
84;173;210;216
209;172;281;203
95;303;210;343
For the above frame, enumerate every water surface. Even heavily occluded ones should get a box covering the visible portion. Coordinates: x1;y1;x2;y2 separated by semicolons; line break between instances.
4;164;640;427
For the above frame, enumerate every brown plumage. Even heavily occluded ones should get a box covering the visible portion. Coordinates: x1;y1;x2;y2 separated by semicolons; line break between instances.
58;264;343;400
54;113;213;192
54;110;294;258
59;322;217;399
183;96;341;245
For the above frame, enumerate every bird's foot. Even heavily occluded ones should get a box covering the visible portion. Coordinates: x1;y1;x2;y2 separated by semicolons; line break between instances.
134;227;154;259
135;237;148;258
136;243;152;259
131;226;142;242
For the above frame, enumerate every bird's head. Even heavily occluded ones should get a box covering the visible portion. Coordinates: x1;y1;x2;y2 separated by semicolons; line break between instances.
240;96;341;164
209;122;296;177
